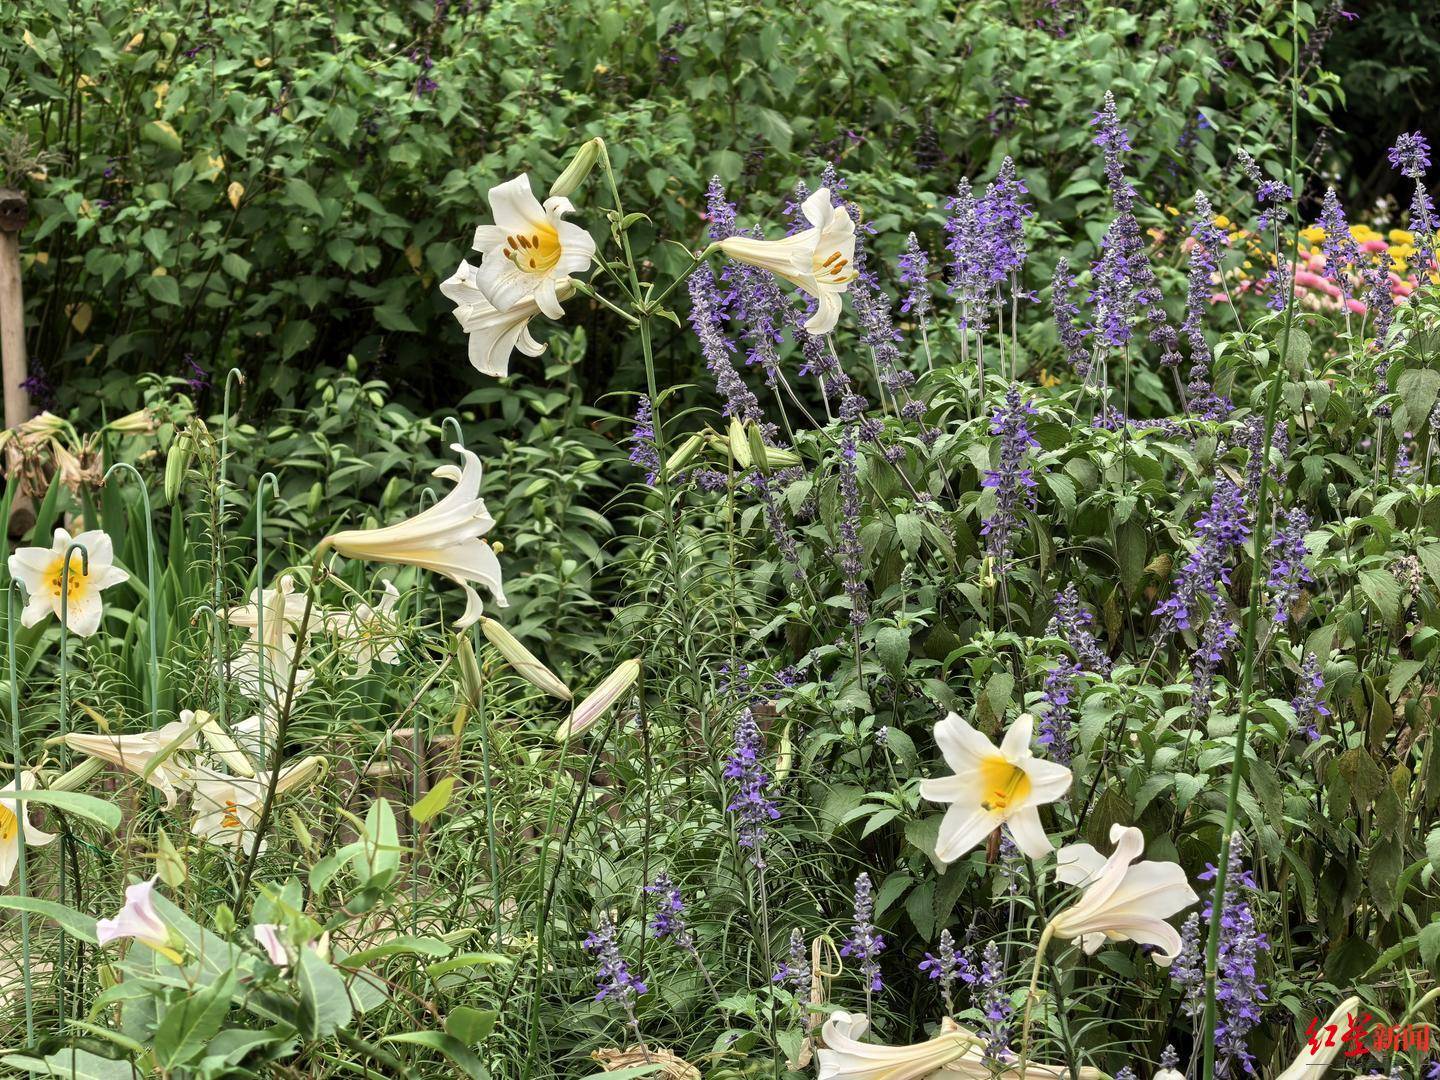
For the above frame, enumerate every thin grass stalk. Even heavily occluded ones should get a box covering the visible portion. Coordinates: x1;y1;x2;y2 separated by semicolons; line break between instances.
1200;5;1302;1075
215;367;245;730
7;580;33;1042
102;461;159;724
55;540;88;1028
236;541;328;903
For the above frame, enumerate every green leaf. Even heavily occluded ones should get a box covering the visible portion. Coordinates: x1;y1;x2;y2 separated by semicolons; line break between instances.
384;1031;489;1080
445;1006;497;1045
1357;568;1402;625
362;798;402;890
221;251;252;283
141;120;183;154
426;952;515;978
411;775;456;825
284;177;324;217
3;1049;137;1079
0;895;98;943
296;947;354;1040
9;788;120;830
145;274;182;306
344;935;452;967
1421;921;1440;970
874;625;910;677
328;104;359;145
153;968;237;1069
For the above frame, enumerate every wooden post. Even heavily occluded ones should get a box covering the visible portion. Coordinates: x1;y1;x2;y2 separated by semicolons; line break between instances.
0;188;31;431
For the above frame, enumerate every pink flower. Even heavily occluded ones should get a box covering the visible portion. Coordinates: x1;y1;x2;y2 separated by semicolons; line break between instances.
253;923;290;966
96;878;170;952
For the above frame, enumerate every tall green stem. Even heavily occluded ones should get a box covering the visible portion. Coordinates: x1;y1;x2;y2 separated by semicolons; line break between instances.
7;581;34;1043
1200;6;1302;1075
55;541;89;1028
102;461;160;724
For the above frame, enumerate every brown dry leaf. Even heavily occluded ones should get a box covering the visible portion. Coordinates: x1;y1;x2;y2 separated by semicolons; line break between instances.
590;1046;699;1080
227;181;244;210
67;302;93;334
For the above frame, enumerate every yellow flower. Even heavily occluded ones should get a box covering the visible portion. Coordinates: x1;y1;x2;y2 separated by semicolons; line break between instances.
1298;226;1326;245
1213;214;1231;229
1388;228;1414;245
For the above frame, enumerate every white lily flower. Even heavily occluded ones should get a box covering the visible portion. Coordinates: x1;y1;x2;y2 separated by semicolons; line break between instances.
181;755;325;854
253;923;291;966
1050;824;1199;966
718;187;858;335
919;712;1072;863
470;172;595;318
7;526;129;637
224;573;308;631
326;443;506;630
230;627;313;712
1154;1069;1185;1080
1273;996;1362;1080
441;259;575;377
326;580;404;677
63;718;200;808
0;771;56;886
96;877;175;957
816;1011;978;1080
231;714;273;765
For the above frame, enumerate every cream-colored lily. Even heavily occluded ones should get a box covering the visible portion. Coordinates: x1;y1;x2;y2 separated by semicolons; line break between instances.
1273;996;1362;1080
919;712;1072;863
326;580;404;677
62;718;200;808
225;573;308;632
470;172;595;319
816;1011;979;1080
180;755;325;854
718;187;858;335
441;259;574;377
326;443;506;630
1050;824;1198;966
8;526;129;637
0;771;56;886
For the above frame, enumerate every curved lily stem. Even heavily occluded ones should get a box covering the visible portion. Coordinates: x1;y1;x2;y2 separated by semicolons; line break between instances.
7;580;34;1043
56;540;89;1029
102;462;160;725
440;415;464;448
215;367;246;728
253;472;282;742
1019;921;1056;1071
236;539;330;904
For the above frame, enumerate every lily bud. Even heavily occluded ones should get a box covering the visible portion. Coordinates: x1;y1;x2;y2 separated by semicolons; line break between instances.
196;711;257;778
479;617;572;700
164;431;191;504
108;409;158;436
664;432;706;475
746;422;771;476
555;659;640;741
728;418;752;468
455;632;484;709
549;138;602;199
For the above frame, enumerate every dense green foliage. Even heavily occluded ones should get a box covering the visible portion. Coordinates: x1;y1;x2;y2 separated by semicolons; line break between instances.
5;0;1333;420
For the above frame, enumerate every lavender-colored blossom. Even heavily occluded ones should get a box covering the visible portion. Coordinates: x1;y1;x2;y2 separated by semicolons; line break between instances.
1267;507;1312;622
1154;477;1251;633
705;177;787;382
1184;194;1224;372
1114;1069;1138;1080
1048;584;1112;674
835;427;870;626
981;385;1040;568
976;942;1012;1063
1235;149;1290;233
1197;842;1270;1077
1362;261;1397;352
977;156;1031;287
628;397;660;484
1161;1046;1181;1070
1237;415;1287;507
898;232;933;323
1171;911;1205;1017
1291;652;1330;741
1093;92;1136;213
1051;258;1091;376
1389;132;1432;178
944;178;991;328
1190;607;1238;721
1037;657;1082;764
583;913;647;1004
918;928;961;1014
1317;188;1360;298
724;710;779;866
687;264;763;423
773;927;811;995
840;872;885;993
644;872;695;951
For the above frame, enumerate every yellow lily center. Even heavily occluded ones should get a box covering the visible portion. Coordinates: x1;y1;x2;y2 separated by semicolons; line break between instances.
503;224;561;275
0;803;16;843
813;248;857;286
978;755;1031;813
44;553;89;601
221;801;243;829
